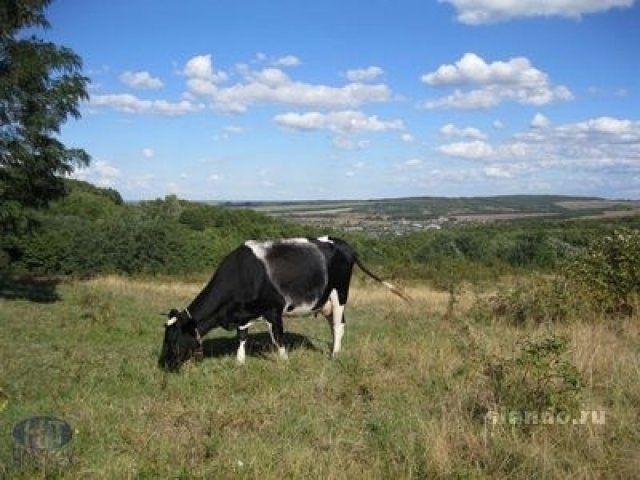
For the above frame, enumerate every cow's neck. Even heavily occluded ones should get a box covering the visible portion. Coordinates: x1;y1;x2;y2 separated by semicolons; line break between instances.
185;278;227;335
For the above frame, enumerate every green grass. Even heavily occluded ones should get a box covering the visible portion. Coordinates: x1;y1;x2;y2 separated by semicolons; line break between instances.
1;276;638;478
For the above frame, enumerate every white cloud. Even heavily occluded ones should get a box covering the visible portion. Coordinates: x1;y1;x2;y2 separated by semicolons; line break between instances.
440;122;488;140
91;55;393;118
401;133;416;143
422;53;573;110
404;159;424;167
213;73;391;113
570;116;636;137
332;136;370;150
182;54;229;97
90;94;204;116
71;160;121;187
438;140;495;159
182;55;392;113
346;66;384;82
142;148;154;159
183;54;228;82
214;125;246;142
251;53;301;67
436;116;640;186
208;174;224;182
493;120;505;129
530;113;550;129
273;55;301;67
440;0;636;25
483;165;513;178
423;53;543;86
120;71;163;89
518;116;640;145
274;110;404;135
223;125;244;135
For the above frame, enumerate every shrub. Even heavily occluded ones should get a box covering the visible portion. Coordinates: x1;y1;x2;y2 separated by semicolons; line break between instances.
566;228;640;315
475;334;582;431
481;275;588;325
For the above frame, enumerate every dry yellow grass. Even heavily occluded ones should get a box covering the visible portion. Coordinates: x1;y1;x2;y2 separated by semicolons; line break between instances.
2;275;638;478
87;275;475;318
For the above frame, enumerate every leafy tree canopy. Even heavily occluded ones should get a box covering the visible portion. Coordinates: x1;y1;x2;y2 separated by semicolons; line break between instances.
1;0;90;209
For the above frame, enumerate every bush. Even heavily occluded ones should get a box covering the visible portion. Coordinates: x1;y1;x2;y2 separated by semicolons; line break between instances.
474;334;582;431
566;228;640;314
485;276;589;325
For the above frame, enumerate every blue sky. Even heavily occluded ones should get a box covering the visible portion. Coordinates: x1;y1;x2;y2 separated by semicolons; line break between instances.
39;0;640;200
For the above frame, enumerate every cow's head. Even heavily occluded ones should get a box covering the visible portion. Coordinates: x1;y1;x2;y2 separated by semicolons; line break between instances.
158;309;202;371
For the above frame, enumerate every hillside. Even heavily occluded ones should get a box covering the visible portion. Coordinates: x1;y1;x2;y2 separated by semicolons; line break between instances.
227;195;640;235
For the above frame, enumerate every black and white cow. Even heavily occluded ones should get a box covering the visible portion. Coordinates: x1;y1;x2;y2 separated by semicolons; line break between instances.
158;235;408;371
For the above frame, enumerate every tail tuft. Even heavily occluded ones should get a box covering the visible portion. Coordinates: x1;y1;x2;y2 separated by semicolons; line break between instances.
382;281;413;304
354;255;412;304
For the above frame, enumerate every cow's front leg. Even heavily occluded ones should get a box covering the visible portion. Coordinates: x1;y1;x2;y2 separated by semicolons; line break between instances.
265;310;288;360
236;325;249;364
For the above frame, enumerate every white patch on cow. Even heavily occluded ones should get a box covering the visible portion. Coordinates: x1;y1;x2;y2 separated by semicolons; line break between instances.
247;238;325;314
332;322;345;356
166;317;177;327
320;298;333;317
244;240;271;260
245;238;310;261
278;346;288;360
265;321;276;345
317;235;334;243
236;340;247;364
327;289;346;356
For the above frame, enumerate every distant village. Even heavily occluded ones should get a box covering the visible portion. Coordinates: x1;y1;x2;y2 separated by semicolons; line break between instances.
276;213;452;236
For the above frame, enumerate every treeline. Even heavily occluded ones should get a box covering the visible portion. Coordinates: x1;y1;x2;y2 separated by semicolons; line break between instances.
1;180;311;277
343;217;640;285
2;180;639;283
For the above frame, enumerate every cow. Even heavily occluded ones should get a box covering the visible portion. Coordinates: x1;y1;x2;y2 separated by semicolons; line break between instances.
158;235;409;371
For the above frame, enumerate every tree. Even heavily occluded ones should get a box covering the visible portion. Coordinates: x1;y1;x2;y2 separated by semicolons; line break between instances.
1;0;90;209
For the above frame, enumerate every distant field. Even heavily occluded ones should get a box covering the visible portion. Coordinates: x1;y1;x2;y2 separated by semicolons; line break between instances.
451;212;559;223
228;195;640;234
555;200;638;210
1;275;638;478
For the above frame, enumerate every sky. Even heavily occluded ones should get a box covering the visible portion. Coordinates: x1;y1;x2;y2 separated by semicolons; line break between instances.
37;0;640;201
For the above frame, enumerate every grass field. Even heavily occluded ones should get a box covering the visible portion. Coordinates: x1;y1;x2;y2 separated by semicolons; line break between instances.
1;275;638;478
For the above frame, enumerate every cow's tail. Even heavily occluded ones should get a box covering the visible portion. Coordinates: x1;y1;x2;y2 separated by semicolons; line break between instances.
354;255;413;304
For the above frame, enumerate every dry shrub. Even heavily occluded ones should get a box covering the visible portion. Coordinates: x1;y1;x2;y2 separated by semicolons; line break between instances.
473;275;591;325
471;333;583;433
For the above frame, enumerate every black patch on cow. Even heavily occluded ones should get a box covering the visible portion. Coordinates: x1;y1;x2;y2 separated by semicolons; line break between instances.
263;242;328;307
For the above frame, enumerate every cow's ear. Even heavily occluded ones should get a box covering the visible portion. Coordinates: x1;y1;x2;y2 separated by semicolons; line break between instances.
165;316;178;327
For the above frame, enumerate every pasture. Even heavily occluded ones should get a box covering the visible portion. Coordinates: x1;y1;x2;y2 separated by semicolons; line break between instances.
0;275;638;478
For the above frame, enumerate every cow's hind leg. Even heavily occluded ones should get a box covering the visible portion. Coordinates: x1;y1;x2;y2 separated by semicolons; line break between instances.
325;289;346;357
264;310;288;360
